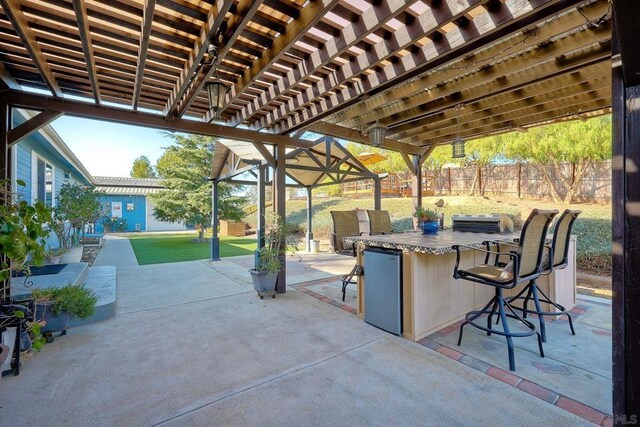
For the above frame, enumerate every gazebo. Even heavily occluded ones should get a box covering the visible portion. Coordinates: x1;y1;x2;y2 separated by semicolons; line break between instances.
0;0;638;418
210;135;383;282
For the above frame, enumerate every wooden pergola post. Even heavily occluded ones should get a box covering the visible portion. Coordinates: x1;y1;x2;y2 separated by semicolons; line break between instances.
413;154;422;207
306;187;313;252
373;177;382;211
612;5;640;419
210;180;220;261
274;143;286;293
254;164;266;269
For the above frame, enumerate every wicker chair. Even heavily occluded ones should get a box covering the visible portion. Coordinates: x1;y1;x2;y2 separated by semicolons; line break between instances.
500;209;581;342
366;210;392;235
452;209;558;371
330;211;363;301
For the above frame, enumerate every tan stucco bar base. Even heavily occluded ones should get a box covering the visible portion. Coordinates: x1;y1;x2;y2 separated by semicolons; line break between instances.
345;232;577;343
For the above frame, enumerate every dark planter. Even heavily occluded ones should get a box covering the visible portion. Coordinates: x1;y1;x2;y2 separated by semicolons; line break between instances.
249;270;278;295
36;302;71;333
422;221;440;235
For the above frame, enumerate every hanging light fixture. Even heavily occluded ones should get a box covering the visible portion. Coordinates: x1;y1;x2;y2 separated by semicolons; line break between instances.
451;103;466;159
367;121;387;147
206;79;230;119
205;44;230;120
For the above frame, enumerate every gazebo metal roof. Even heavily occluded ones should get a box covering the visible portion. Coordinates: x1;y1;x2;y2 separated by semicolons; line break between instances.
212;136;379;187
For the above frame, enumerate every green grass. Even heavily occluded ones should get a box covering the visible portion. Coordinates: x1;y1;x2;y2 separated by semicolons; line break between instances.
127;233;256;265
244;195;612;274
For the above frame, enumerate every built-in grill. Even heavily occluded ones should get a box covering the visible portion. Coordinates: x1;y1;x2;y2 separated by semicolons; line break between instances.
452;214;514;234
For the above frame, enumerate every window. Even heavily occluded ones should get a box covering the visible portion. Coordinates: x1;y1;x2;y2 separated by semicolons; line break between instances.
33;155;54;207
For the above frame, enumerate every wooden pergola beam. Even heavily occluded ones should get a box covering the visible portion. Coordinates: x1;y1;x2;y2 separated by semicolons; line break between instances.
0;0;62;97
415;95;611;146
132;0;157;110
393;61;611;140
334;0;611;128
7;110;64;148
178;0;264;118
221;0;341;113
164;0;234;116
0;90;314;150
0;63;20;90
228;0;423;126
305;121;423;156
71;0;101;104
269;0;586;134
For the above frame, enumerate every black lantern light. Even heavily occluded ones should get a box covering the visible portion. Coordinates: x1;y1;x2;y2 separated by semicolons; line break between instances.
451;136;466;158
206;79;230;120
367;121;387;147
451;103;466;159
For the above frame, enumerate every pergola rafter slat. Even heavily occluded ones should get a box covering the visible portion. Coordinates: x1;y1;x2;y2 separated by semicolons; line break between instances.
71;0;101;104
0;0;62;96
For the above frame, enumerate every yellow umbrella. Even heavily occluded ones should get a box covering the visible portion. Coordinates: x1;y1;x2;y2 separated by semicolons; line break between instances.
356;152;387;166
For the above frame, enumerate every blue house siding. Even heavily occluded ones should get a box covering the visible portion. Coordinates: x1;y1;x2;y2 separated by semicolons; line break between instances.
12;112;91;204
95;195;147;233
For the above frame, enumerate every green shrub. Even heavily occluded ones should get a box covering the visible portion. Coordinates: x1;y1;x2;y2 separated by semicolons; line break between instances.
32;284;98;319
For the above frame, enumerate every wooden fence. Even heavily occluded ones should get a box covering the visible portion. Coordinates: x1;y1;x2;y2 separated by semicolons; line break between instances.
332;161;612;203
433;160;611;203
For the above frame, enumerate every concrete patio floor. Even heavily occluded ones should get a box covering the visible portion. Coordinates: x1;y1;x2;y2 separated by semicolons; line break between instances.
0;237;597;426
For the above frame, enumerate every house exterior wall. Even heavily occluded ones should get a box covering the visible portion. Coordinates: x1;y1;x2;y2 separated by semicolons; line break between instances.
95;195;147;233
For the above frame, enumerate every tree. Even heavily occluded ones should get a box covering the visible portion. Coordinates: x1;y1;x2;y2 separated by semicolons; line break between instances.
130;155;157;178
463;137;503;196
54;183;103;245
151;134;246;240
501;115;612;203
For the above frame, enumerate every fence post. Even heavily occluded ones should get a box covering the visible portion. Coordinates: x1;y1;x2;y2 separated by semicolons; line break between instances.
517;163;522;198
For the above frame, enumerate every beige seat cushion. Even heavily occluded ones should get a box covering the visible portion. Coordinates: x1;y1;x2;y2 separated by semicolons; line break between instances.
465;264;513;282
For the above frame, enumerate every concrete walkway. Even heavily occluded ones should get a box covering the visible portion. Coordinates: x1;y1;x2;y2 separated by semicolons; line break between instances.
92;235;139;268
0;248;589;426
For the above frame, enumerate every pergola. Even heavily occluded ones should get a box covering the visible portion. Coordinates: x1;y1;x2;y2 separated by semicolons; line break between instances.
0;0;638;418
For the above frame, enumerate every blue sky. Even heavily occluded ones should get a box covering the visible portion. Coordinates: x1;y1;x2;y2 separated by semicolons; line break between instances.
51;116;170;177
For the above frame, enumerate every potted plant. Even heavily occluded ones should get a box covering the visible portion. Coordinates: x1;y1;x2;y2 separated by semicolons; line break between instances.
413;205;440;235
249;213;297;298
31;284;97;340
0;180;51;372
46;247;67;265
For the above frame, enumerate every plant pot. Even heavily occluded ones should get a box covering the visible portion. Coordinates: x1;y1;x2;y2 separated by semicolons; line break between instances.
47;256;62;265
249;269;278;294
35;302;71;333
422;221;440;235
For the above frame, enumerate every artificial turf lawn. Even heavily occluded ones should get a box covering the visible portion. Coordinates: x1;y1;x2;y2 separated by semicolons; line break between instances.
127;233;256;265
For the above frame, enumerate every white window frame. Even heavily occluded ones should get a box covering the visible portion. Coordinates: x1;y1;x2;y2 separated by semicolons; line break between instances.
31;152;56;207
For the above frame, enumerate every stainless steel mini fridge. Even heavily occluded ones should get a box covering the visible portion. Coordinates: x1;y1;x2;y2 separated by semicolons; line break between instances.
363;248;402;335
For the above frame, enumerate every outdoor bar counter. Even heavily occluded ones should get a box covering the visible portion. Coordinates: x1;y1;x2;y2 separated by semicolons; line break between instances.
343;231;576;342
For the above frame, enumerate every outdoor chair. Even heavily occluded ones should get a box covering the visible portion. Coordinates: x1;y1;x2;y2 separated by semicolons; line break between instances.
366;210;392;235
496;209;581;342
330;210;364;302
0;301;33;376
452;209;558;371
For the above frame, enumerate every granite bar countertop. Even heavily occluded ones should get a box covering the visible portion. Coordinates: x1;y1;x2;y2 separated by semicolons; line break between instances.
343;230;518;255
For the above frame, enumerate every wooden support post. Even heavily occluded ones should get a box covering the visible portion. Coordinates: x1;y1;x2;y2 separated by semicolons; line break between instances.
255;164;266;269
448;168;452;195
413;155;422;207
306;187;313;252
210;180;220;261
274;143;286;293
373;178;382;211
612;47;640;421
